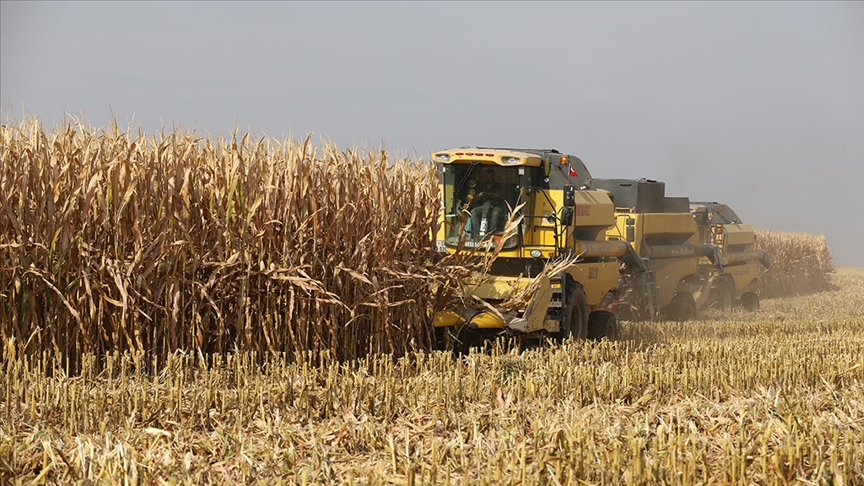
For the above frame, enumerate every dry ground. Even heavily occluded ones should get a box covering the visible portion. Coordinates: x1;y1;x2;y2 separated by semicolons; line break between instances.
1;271;862;485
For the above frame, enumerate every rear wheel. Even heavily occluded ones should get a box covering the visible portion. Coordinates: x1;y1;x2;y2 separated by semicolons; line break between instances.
667;292;697;322
740;292;760;312
553;279;588;341
587;310;618;340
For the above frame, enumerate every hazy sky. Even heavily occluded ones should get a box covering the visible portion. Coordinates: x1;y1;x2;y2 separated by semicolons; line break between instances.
2;2;863;266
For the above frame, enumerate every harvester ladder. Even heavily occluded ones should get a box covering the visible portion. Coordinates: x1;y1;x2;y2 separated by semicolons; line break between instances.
642;269;661;321
547;277;565;321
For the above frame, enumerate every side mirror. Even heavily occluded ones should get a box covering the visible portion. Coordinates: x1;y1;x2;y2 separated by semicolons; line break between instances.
563;185;576;207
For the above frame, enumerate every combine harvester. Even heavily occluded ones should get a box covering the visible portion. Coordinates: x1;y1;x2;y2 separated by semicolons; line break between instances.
689;201;769;311
431;148;651;350
593;179;769;321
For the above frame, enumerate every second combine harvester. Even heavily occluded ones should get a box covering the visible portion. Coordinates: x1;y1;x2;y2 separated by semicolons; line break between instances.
593;178;770;321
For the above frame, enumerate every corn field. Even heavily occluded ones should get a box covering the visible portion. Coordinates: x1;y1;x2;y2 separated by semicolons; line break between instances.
0;117;475;366
754;228;836;298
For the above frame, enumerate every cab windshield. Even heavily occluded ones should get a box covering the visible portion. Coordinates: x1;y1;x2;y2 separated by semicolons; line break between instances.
442;164;521;250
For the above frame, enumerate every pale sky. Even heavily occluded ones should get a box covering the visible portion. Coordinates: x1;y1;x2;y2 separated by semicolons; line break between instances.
2;1;863;266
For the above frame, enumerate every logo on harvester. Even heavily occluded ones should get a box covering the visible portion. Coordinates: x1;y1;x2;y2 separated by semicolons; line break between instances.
575;205;590;216
588;267;599;279
569;165;578;177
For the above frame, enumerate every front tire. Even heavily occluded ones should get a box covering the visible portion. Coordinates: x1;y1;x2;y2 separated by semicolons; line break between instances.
553;279;588;341
740;292;760;312
712;283;733;312
587;310;618;340
666;292;697;322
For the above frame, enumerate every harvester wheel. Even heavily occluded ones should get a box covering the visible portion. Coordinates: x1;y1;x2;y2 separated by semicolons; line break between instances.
712;283;733;312
586;310;618;341
553;280;588;341
434;326;449;351
455;327;483;356
667;292;697;322
740;292;760;312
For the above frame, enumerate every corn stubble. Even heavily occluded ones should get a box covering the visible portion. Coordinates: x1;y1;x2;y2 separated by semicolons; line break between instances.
2;118;859;484
2;270;862;484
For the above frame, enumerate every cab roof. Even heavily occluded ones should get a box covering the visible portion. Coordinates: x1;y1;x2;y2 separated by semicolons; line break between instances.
690;202;744;224
432;147;545;167
433;146;593;189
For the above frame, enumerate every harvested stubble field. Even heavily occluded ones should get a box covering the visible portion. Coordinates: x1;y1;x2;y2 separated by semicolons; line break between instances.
2;270;862;484
2;120;862;484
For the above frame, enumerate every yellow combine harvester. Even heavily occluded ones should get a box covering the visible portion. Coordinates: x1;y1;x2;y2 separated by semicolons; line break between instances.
690;201;770;311
431;148;650;350
594;179;769;320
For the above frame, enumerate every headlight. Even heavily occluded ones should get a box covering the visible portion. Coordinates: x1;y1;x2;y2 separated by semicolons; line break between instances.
502;156;521;165
434;154;450;162
530;249;543;258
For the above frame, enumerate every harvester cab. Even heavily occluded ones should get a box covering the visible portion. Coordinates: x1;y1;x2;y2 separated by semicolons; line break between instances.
437;148;592;253
432;148;645;350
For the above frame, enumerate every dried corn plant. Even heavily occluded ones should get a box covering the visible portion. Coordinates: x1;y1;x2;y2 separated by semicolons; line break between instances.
498;253;581;312
442;204;526;316
0;116;474;365
754;228;836;298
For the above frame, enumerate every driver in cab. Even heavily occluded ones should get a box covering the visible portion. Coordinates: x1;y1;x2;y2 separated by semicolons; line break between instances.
468;167;505;238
